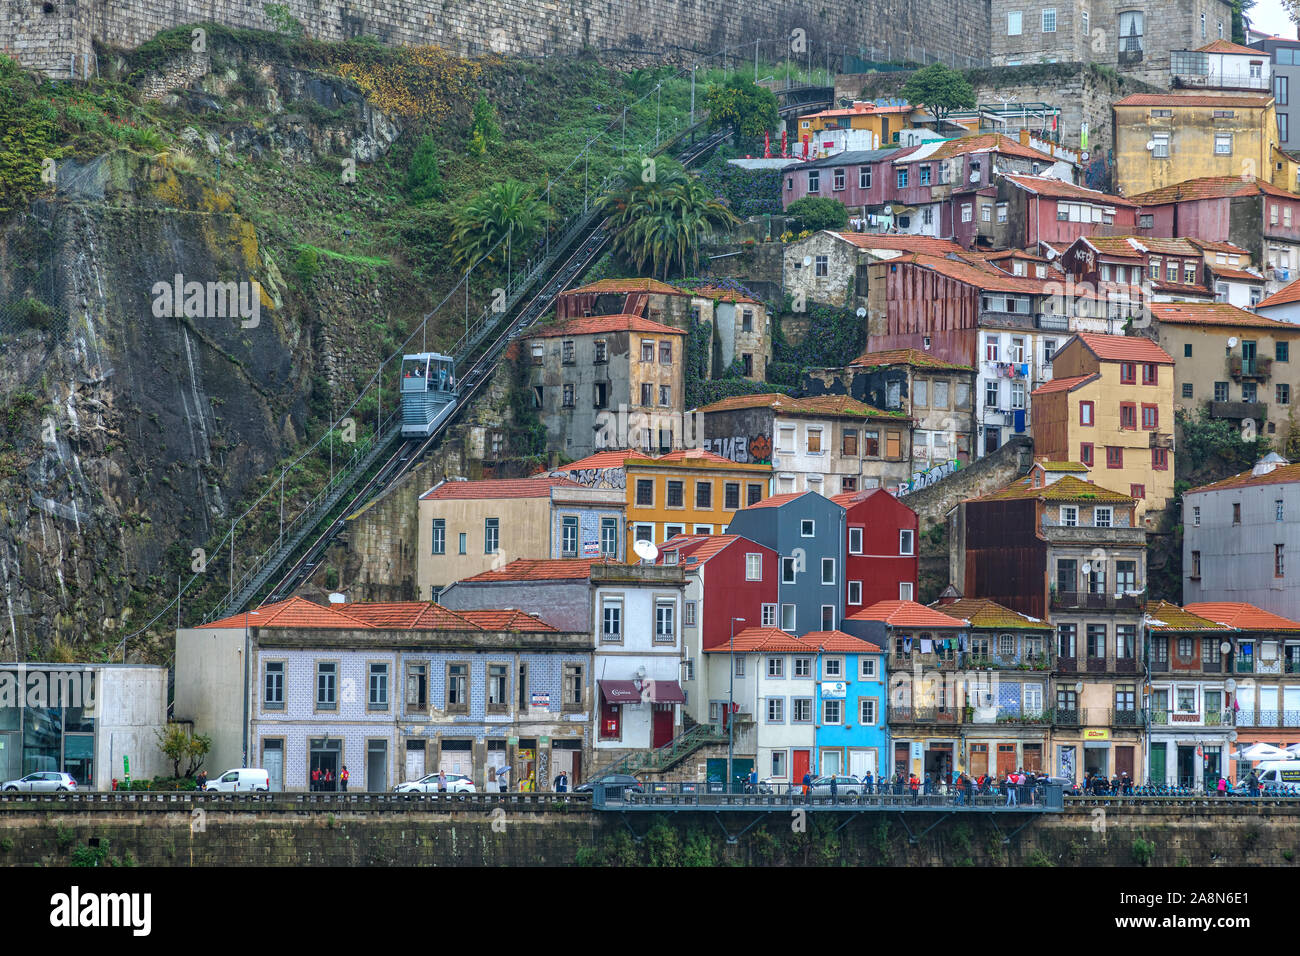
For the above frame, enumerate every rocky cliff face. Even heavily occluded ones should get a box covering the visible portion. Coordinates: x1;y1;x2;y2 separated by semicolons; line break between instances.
0;48;405;659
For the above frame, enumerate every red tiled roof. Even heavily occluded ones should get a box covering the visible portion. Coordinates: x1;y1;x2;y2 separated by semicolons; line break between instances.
900;253;1052;295
1114;93;1272;108
553;449;643;471
1144;600;1232;632
685;285;762;305
1185;238;1251;255
1256;277;1300;309
799;630;884;653
850;348;973;371
1150;279;1213;297
1073;331;1175;365
1148;302;1291;328
457;609;558;632
701;627;881;653
977;474;1133;503
929;598;1051;630
1183;602;1300;631
658;534;760;567
1001;174;1137;207
846;600;968;628
1078;236;1146;259
460;558;620;582
338;602;476;629
1128;176;1299;205
830;488;899;508
1030;373;1098;395
806;102;915;119
926;132;1058;164
1207;266;1264;282
200;596;374;630
420;476;583;500
1187;462;1300;493
830;233;966;257
566;278;685;295
655;448;742;465
1195;39;1262;55
696;393;907;419
528;314;685;339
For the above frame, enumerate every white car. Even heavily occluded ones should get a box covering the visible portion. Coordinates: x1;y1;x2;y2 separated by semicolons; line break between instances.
394;772;476;794
203;768;270;792
3;772;77;792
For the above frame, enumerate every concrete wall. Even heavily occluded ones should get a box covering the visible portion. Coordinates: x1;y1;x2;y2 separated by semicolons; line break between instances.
174;626;248;775
98;667;170;787
4;0;994;78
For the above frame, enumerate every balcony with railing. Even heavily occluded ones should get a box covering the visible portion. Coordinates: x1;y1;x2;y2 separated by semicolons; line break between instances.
1233;709;1300;728
994;706;1054;725
1172;70;1271;93
1149;709;1234;728
1209;400;1268;421
1035;313;1071;331
1228;354;1272;381
1054;708;1081;727
892;652;961;672
1051;590;1144;611
1108;707;1146;728
968;651;1053;671
888;705;962;724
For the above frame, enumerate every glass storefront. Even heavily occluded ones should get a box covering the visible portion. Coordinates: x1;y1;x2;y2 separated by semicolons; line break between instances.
0;670;97;786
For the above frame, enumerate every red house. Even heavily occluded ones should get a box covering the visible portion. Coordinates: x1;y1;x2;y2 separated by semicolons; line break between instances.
833;489;920;610
657;534;778;650
996;174;1138;248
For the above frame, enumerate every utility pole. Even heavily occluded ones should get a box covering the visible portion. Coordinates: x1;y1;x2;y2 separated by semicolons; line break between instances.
755;38;759;83
728;616;746;794
656;83;662;147
690;65;696;127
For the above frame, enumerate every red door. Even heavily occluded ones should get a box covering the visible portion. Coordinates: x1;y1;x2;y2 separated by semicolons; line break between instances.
652;705;674;748
793;749;811;786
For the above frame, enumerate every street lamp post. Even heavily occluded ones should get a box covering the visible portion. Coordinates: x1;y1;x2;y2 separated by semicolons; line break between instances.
728;616;746;794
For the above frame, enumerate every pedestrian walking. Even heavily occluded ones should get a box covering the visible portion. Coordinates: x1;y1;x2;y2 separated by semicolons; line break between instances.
438;769;447;793
862;770;874;794
323;768;333;792
1217;775;1227;797
747;767;758;794
555;769;568;793
923;772;933;796
497;765;510;793
311;767;320;792
1249;771;1260;797
830;773;839;803
1006;771;1019;806
909;772;920;805
340;766;349;792
801;770;812;800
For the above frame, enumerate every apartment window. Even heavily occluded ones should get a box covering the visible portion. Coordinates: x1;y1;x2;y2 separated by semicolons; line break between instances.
562;384;575;408
899;529;915;555
659;340;673;365
1008;10;1022;34
919;165;931;186
748;483;763;506
1152;447;1168;470
745;553;763;581
781;604;796;631
447;663;468;711
1041;8;1056;32
1120;402;1137;430
1278;500;1286;522
815;256;829;277
561;515;578;557
405;663;427;710
807;427;823;454
842;428;859;457
767;698;784;723
734;657;746;678
1232;501;1243;525
897;169;909;190
1215;134;1232;155
778;426;796;453
487;664;508;710
1080;401;1094;426
316;662;337;711
863;430;880;457
458;532;467;555
602;599;623;641
561;340;575;364
1278;544;1287;578
1214;381;1229;402
1086;624;1106;659
634;479;654;508
833;168;845;191
724;482;741;511
368;663;388;710
1192;506;1201;527
1273;204;1281;227
264;661;285;710
1139;213;1154;229
1281;77;1291;111
842;476;857;493
886;431;901;459
563;664;583;707
1130;483;1145;500
822;557;836;585
593;338;607;364
1141;404;1158;430
1080;442;1094;466
849;580;862;604
860;167;872;189
808;170;820;193
659;385;671;407
767;656;785;679
1106;446;1123;469
484;517;500;553
695;481;712;509
1182;383;1193;398
997;203;1008;223
666;480;684;508
848;527;863;555
1011;381;1026;409
899;582;913;601
1200;11;1206;36
1061;505;1078;527
1094;507;1113;528
641;339;655;362
822;699;842;725
593;382;608;409
1184;264;1197;285
431;519;446;555
761;604;777;627
961;203;973;223
782;556;797;584
793;698;813;723
1279;384;1292;406
1243;381;1258;403
1152;133;1168;158
1119;362;1136;385
802;519;815;537
860;657;878;680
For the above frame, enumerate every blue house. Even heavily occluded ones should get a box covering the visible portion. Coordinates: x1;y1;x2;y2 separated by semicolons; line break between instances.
805;630;888;780
726;491;847;636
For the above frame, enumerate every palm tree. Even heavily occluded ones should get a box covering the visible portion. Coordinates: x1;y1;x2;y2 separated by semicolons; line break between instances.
448;179;550;269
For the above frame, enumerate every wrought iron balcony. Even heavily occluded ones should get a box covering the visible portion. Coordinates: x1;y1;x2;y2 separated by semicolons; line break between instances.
1051;591;1143;611
994;707;1054;724
889;705;961;724
1234;709;1300;728
1228;355;1272;381
1054;708;1081;727
1035;313;1071;331
1209;400;1267;421
1109;707;1146;728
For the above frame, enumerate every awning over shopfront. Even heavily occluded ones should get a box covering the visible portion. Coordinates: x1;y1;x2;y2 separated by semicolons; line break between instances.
599;680;640;703
644;680;686;703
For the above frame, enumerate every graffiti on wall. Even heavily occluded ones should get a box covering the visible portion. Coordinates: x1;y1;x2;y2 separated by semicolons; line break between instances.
898;459;960;496
557;466;627;490
701;434;772;464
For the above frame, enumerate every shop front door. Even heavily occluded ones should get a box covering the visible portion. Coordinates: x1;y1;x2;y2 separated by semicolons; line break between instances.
792;749;811;787
652;704;674;748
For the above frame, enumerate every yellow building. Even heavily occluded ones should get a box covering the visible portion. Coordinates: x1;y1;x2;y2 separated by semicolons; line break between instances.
1029;332;1175;521
797;102;918;148
548;448;772;560
1112;92;1280;197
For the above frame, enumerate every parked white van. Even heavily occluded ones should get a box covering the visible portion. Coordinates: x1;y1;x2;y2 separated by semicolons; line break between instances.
204;768;271;792
1252;761;1300;787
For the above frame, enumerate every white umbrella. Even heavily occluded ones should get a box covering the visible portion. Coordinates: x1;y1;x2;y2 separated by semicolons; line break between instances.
1239;742;1293;761
1287;744;1300;757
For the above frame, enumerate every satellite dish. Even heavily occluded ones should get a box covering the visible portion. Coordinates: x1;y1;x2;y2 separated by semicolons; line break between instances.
635;664;648;679
328;592;346;604
1145;140;1156;151
633;539;659;562
1081;562;1092;575
1081;151;1090;162
883;205;893;215
856;307;867;318
1228;336;1239;347
803;256;812;266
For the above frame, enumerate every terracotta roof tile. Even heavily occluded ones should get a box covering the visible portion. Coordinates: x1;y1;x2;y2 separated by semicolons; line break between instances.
658;534;763;567
847;600;968;628
1183;602;1300;631
684;285;762;304
1185;238;1251;255
701;627;882;653
654;448;742;465
1001;174;1137;206
929;598;1051;630
1187;461;1300;493
978;473;1134;503
830;233;967;256
798;630;884;653
460;558;620;582
1206;266;1264;282
420;476;584;500
201;598;556;632
1149;301;1291;328
1128;176;1299;205
1144;600;1232;632
1035;458;1090;472
457;609;558;632
1256;278;1300;309
1114;93;1272;108
567;278;685;295
696;393;906;419
528;314;685;339
200;596;374;630
1195;39;1262;55
1030;372;1099;395
850;348;973;371
925;133;1058;164
552;449;644;471
1073;331;1175;365
337;602;477;629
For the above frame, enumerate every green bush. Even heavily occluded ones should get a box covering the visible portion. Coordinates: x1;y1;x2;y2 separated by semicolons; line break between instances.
17;297;57;329
294;246;321;285
785;196;849;232
1131;837;1156;865
405;134;443;203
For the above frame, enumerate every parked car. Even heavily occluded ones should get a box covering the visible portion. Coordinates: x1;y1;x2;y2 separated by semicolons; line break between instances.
394;772;476;794
574;773;643;795
2;772;77;792
808;775;862;799
1042;775;1080;796
203;768;270;792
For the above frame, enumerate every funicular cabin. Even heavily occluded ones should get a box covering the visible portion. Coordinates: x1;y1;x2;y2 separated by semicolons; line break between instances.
401;352;457;438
